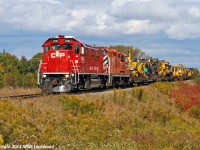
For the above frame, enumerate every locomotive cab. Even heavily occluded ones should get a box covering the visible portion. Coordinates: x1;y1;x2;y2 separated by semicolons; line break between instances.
41;35;81;73
39;35;82;92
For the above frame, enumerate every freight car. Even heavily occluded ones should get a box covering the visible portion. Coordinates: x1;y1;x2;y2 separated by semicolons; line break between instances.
38;35;194;93
38;35;130;92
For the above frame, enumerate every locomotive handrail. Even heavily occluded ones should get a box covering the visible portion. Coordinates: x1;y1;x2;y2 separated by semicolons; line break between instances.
108;56;111;84
70;60;79;84
37;60;42;85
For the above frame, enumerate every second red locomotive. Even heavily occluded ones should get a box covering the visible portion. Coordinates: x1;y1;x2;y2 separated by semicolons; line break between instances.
38;35;130;92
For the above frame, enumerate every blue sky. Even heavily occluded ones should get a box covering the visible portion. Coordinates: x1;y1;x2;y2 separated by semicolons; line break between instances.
0;0;200;69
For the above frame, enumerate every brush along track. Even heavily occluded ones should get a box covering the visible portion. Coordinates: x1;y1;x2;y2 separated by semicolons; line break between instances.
0;93;45;100
0;79;194;100
0;86;127;100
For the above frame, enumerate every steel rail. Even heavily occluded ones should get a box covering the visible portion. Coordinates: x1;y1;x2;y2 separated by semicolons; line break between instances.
0;93;44;100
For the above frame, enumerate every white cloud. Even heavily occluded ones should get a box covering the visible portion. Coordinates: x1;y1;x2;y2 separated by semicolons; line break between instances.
109;0;200;39
1;0;200;40
124;20;149;34
121;20;165;34
166;23;200;39
0;0;200;69
188;6;200;18
110;0;180;21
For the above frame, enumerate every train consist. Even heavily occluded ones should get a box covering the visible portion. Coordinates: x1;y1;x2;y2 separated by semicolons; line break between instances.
38;35;194;92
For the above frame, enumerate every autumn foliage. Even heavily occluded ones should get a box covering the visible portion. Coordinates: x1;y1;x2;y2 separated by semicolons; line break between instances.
0;51;41;88
170;83;200;119
0;81;200;149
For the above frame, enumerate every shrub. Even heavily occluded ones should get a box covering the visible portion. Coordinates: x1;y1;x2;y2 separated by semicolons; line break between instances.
0;135;4;145
189;105;200;119
138;89;143;102
194;73;200;84
151;82;176;95
60;95;103;115
111;88;127;106
170;84;200;119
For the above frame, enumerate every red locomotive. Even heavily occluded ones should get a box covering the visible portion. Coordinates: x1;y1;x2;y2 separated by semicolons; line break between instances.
38;35;130;92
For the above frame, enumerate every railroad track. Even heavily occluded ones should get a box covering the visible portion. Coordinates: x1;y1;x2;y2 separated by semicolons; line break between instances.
0;79;193;100
0;87;134;101
0;86;120;100
0;93;45;100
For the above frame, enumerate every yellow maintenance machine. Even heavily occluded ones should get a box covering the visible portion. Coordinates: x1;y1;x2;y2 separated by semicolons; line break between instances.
172;64;186;77
128;50;149;78
157;60;172;77
186;68;194;77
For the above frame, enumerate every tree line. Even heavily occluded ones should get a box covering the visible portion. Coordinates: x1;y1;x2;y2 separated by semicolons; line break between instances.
110;45;148;58
0;51;41;88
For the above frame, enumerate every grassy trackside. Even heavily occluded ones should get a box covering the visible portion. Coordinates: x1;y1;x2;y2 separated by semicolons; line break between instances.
0;87;41;97
0;80;200;149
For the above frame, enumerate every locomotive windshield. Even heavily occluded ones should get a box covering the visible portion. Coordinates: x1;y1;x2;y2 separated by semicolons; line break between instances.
52;44;61;50
63;44;72;50
51;44;72;50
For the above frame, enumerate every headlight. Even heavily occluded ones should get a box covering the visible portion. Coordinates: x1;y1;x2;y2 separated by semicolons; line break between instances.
42;74;47;78
65;74;70;78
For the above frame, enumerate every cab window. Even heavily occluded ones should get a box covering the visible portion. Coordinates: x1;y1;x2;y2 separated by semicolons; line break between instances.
74;44;79;54
121;56;125;62
52;44;61;50
63;44;72;50
44;45;50;54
